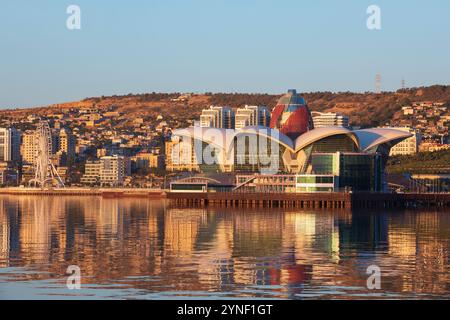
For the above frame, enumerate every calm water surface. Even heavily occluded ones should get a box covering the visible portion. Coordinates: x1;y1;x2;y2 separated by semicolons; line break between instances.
0;196;449;300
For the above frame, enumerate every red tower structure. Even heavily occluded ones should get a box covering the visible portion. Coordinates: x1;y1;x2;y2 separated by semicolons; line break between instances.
270;89;314;140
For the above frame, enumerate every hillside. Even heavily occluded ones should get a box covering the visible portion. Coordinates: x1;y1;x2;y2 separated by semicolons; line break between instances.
387;149;450;174
1;85;450;128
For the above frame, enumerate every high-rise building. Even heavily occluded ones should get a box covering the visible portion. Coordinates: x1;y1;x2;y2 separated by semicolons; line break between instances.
312;112;350;129
81;156;130;186
100;155;130;187
388;127;422;156
235;105;270;129
21;131;37;164
0;128;21;162
200;106;235;129
23;129;57;165
57;128;76;162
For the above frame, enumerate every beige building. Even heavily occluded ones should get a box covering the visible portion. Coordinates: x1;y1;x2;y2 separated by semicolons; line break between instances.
21;131;37;164
165;137;199;172
132;152;165;171
58;129;76;161
312;112;350;128
389;127;422;156
80;160;102;185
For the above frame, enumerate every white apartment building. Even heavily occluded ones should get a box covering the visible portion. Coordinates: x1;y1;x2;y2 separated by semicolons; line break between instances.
100;155;130;186
235;105;271;129
312;112;350;128
389;127;422;156
0;128;21;162
81;156;131;186
80;160;103;185
200;106;235;129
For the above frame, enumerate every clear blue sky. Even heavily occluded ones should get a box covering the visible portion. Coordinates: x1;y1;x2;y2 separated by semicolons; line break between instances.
1;0;450;108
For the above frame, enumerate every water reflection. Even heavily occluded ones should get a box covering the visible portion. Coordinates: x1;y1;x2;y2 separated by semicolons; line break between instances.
0;196;449;299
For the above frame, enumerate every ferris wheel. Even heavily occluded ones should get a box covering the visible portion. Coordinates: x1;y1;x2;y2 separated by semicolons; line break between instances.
29;120;65;188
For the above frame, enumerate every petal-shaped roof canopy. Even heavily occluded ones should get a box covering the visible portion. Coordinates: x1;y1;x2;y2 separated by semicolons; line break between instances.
172;126;413;157
294;127;359;152
354;128;413;152
172;126;232;151
231;126;294;152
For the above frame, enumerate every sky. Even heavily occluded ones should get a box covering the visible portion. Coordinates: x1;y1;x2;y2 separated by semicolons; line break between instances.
1;0;450;108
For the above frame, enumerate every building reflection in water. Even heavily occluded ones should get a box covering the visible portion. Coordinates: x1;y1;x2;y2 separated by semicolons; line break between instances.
0;195;448;298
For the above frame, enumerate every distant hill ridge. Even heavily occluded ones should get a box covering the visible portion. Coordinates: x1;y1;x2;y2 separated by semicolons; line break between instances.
1;85;449;128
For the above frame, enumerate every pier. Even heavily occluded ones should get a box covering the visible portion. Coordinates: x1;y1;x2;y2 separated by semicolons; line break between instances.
1;188;449;209
167;192;450;209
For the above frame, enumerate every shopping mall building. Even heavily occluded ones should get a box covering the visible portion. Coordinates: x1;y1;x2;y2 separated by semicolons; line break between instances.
167;90;412;193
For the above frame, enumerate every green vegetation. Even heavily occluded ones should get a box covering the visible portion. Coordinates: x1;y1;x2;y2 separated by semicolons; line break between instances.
387;150;450;174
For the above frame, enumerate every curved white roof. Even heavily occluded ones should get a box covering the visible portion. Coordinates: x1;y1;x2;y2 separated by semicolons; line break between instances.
231;126;294;152
354;128;413;152
172;126;232;150
294;127;359;152
172;126;413;156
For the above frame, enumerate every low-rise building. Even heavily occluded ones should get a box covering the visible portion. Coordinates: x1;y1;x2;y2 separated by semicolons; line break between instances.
0;162;18;186
312;112;350;129
131;152;165;172
80;160;102;185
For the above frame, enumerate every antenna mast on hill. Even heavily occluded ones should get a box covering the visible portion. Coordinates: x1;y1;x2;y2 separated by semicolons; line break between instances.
401;78;406;90
375;74;382;94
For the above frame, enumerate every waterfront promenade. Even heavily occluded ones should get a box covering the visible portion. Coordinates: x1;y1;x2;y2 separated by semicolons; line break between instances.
1;188;449;209
0;187;166;198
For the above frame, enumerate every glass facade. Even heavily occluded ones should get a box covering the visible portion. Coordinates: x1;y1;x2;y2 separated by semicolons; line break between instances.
297;176;334;184
297;187;334;192
171;184;206;191
311;154;336;174
339;153;382;192
233;136;286;174
311;134;358;153
311;152;383;192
